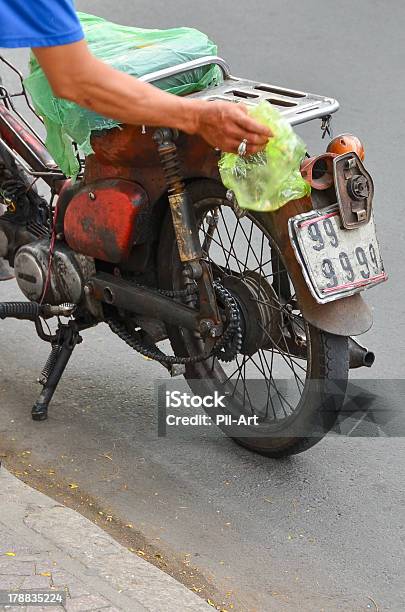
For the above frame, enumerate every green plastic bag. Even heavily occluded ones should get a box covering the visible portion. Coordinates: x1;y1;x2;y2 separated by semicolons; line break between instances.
24;13;223;177
218;101;310;212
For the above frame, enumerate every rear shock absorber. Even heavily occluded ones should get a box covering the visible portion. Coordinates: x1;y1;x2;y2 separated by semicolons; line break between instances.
153;128;202;266
154;128;221;325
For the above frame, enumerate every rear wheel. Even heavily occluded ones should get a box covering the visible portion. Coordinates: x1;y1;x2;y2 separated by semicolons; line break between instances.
158;180;349;457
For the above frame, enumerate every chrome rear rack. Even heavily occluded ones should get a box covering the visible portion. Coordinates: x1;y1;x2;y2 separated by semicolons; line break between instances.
189;77;339;126
141;55;339;127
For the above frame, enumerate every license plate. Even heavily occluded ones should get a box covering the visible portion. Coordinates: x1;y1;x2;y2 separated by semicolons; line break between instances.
288;206;387;303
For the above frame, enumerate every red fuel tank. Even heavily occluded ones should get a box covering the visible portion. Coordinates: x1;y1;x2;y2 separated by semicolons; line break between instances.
64;179;149;263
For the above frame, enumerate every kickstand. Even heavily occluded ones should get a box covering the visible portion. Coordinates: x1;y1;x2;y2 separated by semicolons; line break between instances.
32;320;82;421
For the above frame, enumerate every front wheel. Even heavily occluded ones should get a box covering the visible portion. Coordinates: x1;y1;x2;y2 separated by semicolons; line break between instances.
158;180;349;457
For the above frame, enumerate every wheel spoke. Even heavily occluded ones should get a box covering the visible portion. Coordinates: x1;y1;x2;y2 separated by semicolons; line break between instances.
200;228;246;273
219;208;243;272
250;351;294;416
258;322;305;392
178;201;313;426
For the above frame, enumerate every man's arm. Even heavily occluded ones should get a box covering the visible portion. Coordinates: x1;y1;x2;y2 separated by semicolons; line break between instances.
33;41;271;155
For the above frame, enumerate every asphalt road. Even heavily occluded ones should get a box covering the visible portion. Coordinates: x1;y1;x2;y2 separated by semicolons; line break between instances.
1;1;405;610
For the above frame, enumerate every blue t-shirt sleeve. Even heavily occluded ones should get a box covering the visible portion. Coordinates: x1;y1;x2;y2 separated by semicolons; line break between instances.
0;0;84;48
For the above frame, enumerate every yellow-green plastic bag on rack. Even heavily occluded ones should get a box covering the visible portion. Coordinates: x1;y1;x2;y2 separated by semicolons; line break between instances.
218;101;310;212
24;12;223;177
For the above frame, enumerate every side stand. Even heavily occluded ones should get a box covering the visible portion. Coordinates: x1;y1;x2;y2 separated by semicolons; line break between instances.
32;321;82;421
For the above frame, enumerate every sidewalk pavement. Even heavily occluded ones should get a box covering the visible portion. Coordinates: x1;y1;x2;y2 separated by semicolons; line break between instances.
0;467;211;611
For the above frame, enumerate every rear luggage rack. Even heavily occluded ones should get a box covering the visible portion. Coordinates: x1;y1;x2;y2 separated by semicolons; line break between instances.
190;76;339;127
141;55;340;127
0;54;338;181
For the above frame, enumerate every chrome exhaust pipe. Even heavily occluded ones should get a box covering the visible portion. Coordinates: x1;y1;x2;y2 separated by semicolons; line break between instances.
348;337;375;369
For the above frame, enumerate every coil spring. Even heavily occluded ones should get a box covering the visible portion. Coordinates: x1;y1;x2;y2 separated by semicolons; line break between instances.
157;142;184;195
38;344;61;385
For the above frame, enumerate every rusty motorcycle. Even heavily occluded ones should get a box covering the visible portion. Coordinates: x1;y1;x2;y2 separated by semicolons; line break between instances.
0;55;386;457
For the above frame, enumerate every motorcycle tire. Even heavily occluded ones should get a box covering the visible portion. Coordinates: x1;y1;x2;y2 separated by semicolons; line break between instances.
158;179;349;458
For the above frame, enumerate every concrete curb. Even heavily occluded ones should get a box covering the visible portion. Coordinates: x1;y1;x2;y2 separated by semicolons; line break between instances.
0;467;211;611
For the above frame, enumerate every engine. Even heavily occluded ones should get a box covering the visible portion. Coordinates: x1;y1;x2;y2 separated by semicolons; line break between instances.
14;239;96;305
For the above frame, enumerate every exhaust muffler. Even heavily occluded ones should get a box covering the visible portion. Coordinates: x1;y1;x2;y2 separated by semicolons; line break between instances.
348;337;375;369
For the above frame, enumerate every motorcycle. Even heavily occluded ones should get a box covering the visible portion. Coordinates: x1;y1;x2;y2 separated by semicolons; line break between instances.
0;55;386;457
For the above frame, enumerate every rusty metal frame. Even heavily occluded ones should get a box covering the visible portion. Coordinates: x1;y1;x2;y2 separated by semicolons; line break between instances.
88;272;201;332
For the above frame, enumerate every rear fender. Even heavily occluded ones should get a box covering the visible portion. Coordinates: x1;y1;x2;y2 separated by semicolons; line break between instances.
258;196;373;337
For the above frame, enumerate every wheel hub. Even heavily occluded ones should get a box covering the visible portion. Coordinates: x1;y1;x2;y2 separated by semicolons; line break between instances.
222;272;283;355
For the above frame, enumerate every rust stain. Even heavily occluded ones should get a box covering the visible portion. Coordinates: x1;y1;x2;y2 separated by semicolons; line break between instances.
64;179;148;263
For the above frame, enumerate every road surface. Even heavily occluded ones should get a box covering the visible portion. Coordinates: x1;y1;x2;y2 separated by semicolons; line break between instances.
0;1;404;610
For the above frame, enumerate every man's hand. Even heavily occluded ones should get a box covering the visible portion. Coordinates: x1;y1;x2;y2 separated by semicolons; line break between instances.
193;101;272;155
33;41;271;155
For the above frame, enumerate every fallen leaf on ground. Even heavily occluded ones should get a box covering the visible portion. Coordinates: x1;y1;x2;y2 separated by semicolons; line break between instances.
5;552;16;556
137;550;145;556
40;572;51;577
68;483;79;490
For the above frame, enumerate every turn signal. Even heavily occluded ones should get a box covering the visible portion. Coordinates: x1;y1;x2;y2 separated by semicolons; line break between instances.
327;133;365;160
